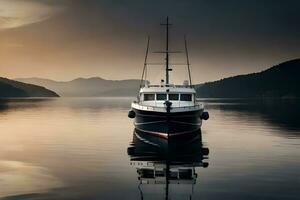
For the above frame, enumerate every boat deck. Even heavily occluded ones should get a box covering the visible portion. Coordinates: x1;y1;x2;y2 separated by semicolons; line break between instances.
132;102;203;113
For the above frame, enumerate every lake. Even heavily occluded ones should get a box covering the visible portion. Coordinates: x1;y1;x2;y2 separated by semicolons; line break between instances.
0;98;299;200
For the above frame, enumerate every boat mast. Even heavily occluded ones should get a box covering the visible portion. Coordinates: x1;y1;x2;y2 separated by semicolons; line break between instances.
184;35;192;86
140;36;150;88
161;17;172;85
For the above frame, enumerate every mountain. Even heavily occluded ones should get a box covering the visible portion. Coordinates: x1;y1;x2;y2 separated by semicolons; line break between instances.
195;59;300;98
15;58;300;98
0;77;59;98
16;77;141;97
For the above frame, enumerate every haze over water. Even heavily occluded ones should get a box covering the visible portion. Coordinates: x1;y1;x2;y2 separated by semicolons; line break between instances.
0;98;299;200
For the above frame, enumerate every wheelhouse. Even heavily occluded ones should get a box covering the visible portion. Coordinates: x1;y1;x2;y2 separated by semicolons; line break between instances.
138;85;196;107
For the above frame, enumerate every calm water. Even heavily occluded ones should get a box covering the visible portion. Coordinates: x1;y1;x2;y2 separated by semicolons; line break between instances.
0;98;299;200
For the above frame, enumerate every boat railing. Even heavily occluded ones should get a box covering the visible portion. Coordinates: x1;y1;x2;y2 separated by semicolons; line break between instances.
144;84;194;88
132;102;203;112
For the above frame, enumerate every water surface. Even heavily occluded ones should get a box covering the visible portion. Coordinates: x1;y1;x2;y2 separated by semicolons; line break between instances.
0;98;299;200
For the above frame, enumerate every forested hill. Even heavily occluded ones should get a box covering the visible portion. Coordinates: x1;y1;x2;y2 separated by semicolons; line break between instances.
0;77;59;98
195;59;300;98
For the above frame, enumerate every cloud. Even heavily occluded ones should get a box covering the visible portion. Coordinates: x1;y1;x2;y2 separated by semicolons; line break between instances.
0;0;64;29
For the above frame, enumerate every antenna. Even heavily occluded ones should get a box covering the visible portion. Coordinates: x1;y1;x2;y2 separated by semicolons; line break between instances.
140;36;150;88
184;35;192;86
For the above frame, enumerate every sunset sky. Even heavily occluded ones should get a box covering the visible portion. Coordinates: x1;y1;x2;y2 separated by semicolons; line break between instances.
0;0;299;83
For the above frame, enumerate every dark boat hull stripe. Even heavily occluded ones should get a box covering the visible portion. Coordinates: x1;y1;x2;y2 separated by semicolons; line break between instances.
134;120;167;125
135;127;201;140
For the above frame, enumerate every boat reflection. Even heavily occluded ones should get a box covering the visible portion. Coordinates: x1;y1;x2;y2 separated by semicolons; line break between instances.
128;129;209;200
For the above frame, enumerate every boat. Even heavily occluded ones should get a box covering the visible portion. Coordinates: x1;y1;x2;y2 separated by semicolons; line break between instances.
128;17;209;140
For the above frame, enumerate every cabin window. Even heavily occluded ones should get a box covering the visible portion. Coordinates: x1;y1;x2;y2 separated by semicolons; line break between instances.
180;94;192;101
144;94;155;101
169;94;179;100
156;93;167;100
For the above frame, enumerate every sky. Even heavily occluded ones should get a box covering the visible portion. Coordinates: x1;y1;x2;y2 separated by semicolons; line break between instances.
0;0;299;84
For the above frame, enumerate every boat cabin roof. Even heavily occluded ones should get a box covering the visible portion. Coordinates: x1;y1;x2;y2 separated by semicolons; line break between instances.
140;85;196;94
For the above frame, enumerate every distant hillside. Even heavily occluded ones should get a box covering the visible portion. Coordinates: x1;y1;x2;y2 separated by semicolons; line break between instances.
195;59;300;98
0;77;59;98
16;77;141;97
16;59;300;98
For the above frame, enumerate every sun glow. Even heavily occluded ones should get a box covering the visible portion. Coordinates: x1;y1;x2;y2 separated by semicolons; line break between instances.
0;0;63;29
